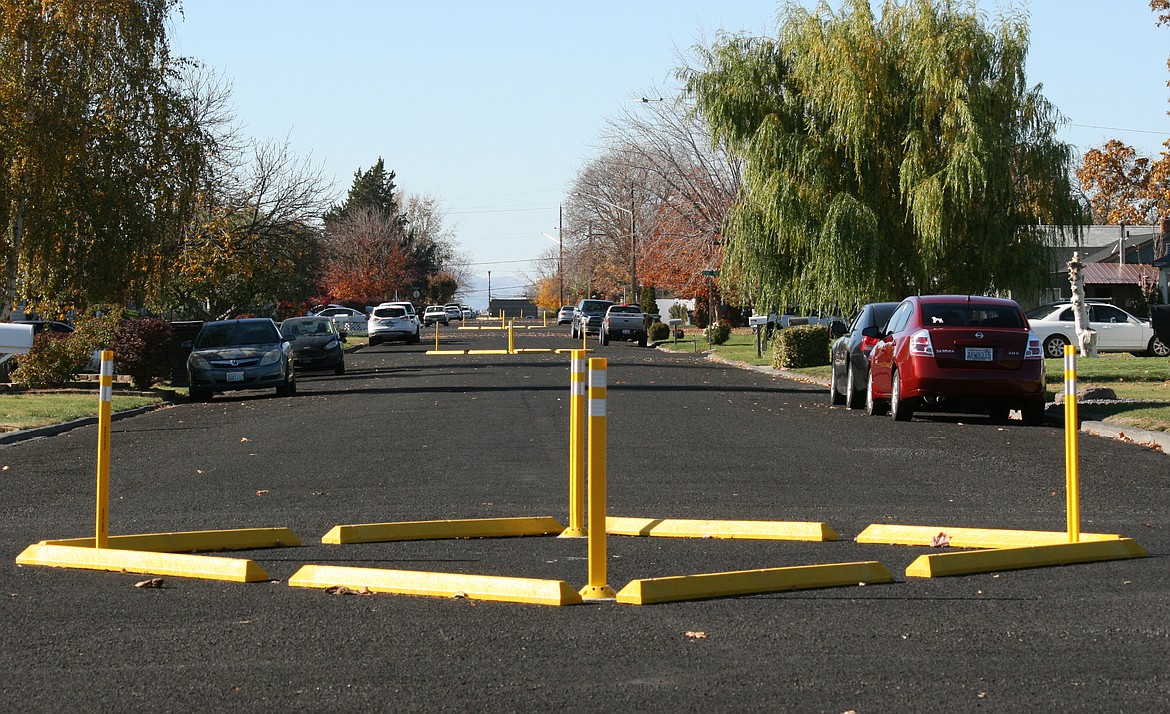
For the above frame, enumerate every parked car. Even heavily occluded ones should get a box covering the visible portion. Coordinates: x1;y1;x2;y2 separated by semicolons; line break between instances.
314;305;368;333
444;303;463;322
279;316;345;375
383;301;422;332
423;305;449;326
461;306;475;320
571;299;614;338
186;318;295;401
368;304;419;346
864;295;1046;424
556;305;575;325
1025;302;1170;358
599;304;648;347
829;302;901;409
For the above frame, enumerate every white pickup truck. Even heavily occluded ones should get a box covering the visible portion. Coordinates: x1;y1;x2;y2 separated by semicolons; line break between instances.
599;304;648;347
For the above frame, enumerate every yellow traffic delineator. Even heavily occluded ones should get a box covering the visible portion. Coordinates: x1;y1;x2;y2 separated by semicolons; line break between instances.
320;516;565;544
616;561;893;605
856;348;1146;578
426;320;469;354
16;351;302;584
579;357;616;600
289;565;583;606
607;517;838;541
559;350;588;538
466;349;509;355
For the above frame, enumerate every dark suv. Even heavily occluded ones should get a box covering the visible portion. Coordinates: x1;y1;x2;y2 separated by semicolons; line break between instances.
571;299;614;338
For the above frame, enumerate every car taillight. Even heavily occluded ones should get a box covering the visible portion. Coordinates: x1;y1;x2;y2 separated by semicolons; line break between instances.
1025;331;1043;359
908;329;934;357
860;335;878;351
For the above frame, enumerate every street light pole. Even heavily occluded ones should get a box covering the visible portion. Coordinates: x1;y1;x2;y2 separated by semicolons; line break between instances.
559;204;564;307
487;270;492;313
630;185;636;306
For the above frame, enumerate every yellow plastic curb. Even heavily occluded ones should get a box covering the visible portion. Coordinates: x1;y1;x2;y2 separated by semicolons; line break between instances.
425;350;468;355
42;527;302;552
905;538;1148;578
607;516;838;541
513;348;554;354
321;516;567;544
16;543;270;582
554;348;594;354
466;349;510;355
616;561;892;605
856;524;1124;549
289;564;583;606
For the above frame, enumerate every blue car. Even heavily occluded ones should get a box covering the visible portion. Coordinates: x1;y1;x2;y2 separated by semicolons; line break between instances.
186;318;295;401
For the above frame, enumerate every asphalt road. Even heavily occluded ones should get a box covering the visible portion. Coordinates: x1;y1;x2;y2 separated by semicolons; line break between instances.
1;325;1167;712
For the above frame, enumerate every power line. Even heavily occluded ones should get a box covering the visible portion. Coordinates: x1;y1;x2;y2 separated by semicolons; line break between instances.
1068;122;1168;137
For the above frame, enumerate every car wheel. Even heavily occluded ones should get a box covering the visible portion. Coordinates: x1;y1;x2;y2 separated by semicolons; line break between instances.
829;364;846;406
866;369;887;416
845;365;864;410
570;325;578;339
334;361;345;376
1043;334;1068;359
1147;336;1170;358
189;387;210;402
890;370;913;421
369;336;380;346
1020;403;1046;426
638;334;647;348
599;330;608;346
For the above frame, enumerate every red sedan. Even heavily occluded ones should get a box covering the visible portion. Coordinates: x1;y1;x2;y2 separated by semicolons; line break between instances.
863;295;1047;424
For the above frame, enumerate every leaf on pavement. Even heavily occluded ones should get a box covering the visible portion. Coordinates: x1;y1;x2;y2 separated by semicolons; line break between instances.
930;532;950;548
256;490;269;496
324;585;372;596
684;631;708;639
134;578;164;589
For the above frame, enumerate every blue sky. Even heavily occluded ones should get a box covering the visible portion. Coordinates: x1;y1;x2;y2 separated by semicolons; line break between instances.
169;1;1170;307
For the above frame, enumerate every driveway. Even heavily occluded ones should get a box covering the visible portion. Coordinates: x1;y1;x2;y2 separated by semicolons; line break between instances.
1;328;1166;711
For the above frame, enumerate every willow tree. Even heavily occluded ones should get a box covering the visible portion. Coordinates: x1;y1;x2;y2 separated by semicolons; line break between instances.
0;0;208;317
685;0;1085;314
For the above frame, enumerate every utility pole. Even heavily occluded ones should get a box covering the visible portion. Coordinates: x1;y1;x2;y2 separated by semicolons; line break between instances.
559;204;564;307
630;185;637;305
487;270;492;313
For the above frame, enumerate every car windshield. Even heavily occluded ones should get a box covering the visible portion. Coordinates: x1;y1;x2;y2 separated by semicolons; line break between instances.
1025;304;1066;320
581;300;612;312
281;318;333;337
920;303;1024;329
195;321;280;348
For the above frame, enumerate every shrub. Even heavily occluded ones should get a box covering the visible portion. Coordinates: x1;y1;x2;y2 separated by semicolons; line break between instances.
639;285;657;315
72;307;121;357
648;321;670;342
11;332;87;387
669;302;689;323
706;321;731;345
771;324;831;369
114;317;175;390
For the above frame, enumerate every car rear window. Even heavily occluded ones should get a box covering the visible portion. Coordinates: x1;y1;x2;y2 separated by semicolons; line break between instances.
920;304;1024;329
609;306;640;314
374;306;407;318
581;301;613;312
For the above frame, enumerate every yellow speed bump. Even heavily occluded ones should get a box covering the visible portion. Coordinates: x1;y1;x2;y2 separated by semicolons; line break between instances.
466;349;510;355
513;348;554;354
608;516;838;541
905;538;1148;578
16;543;270;582
321;516;566;544
42;527;302;552
425;349;468;355
289;564;583;606
554;348;593;354
616;561;892;605
856;524;1124;549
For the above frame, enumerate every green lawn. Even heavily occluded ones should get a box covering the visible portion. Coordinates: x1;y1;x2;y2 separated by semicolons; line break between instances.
0;392;165;432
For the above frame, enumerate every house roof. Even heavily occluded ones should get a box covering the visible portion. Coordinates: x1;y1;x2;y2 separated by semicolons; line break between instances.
1080;262;1158;285
1039;224;1158;250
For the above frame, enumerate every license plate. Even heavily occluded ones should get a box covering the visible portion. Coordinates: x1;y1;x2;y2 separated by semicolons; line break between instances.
226;371;245;382
965;347;993;362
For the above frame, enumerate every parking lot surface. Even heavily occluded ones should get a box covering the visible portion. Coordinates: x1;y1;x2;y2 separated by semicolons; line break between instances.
2;326;1167;711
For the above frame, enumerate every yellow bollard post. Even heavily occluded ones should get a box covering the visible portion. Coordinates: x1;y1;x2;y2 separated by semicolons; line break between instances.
95;350;114;548
1064;345;1080;542
543;312;548;328
507;320;515;354
434;321;440;351
500;311;505;329
579;357;615;600
560;350;587;538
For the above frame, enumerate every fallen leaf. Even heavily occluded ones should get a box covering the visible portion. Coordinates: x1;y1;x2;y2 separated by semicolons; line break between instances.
324;585;372;596
453;591;468;599
134;578;164;589
255;490;269;496
241;437;250;442
930;532;950;548
684;631;707;639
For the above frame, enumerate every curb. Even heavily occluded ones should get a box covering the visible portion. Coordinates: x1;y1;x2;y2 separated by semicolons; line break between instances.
697;351;1169;457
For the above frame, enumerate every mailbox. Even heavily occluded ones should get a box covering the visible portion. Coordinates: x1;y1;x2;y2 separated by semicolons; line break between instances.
0;323;34;365
667;318;682;327
748;315;769;327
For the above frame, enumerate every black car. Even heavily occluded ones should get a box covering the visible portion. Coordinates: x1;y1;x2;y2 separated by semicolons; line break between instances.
280;316;345;375
186;318;295;401
829;301;900;409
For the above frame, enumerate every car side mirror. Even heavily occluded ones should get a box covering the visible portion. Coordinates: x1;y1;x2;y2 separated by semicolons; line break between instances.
861;325;881;339
829;320;847;338
338;332;347;342
181;340;193;349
